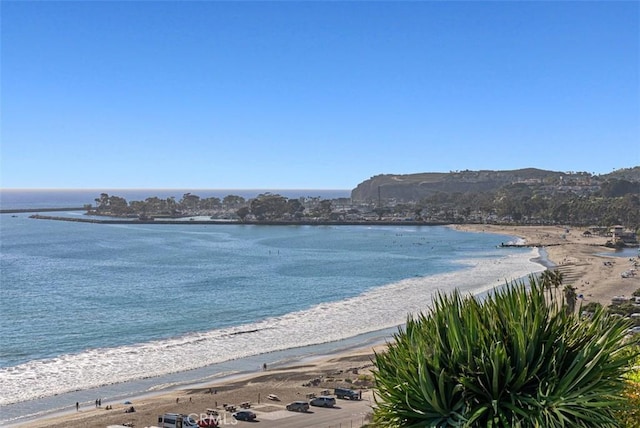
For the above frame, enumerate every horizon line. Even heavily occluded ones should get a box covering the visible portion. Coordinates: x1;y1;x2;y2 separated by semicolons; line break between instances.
0;187;352;191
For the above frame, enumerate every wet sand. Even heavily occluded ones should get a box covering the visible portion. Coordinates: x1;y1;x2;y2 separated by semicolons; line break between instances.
20;346;380;428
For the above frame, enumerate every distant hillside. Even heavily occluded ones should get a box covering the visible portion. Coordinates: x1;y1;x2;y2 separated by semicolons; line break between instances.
602;166;640;182
351;167;640;202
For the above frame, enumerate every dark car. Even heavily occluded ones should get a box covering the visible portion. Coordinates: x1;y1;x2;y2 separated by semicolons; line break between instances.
334;387;360;400
232;410;256;421
286;401;310;412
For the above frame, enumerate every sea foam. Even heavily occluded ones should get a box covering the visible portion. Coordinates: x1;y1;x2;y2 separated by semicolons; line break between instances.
0;248;542;405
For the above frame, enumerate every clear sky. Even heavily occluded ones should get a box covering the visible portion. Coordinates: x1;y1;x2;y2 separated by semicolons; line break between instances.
1;1;638;190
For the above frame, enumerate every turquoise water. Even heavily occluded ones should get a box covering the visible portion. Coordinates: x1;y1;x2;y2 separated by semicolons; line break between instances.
0;205;544;424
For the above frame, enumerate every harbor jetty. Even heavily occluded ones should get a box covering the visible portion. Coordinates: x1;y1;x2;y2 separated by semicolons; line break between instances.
27;214;446;227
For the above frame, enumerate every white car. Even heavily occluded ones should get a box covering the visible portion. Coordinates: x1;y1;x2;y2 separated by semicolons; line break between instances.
309;396;336;407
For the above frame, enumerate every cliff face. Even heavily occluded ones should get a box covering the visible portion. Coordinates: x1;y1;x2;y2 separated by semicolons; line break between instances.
350;168;564;202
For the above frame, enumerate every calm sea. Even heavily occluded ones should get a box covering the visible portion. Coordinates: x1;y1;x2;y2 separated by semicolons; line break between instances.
0;188;351;210
0;190;545;425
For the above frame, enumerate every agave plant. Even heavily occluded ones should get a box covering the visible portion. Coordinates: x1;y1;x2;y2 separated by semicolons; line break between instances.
372;276;637;427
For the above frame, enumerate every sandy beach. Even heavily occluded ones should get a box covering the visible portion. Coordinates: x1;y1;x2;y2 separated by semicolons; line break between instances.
20;346;381;428
17;225;640;428
455;224;639;306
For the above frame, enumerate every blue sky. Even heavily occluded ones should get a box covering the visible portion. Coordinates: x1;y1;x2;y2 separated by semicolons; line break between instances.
1;1;638;190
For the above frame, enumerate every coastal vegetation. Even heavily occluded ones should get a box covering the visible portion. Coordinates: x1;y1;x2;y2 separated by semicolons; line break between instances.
617;354;640;428
353;167;640;229
84;167;639;232
371;276;638;427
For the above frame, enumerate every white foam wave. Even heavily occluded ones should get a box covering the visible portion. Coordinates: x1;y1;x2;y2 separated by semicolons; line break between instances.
0;248;543;405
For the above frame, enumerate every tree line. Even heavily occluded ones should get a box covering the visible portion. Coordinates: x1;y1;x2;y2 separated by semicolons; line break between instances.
87;192;335;221
86;177;639;231
411;178;639;228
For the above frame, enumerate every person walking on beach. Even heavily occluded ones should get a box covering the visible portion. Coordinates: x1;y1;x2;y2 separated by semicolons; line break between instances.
76;402;79;411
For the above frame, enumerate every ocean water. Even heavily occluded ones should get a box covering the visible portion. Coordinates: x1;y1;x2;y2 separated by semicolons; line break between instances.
0;188;351;210
0;191;545;425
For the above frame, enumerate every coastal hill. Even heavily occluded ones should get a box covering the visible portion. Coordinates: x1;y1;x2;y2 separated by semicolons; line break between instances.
351;167;640;202
18;166;638;230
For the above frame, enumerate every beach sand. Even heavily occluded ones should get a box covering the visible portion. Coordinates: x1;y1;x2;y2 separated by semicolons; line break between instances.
454;224;639;306
21;347;381;428
18;225;640;428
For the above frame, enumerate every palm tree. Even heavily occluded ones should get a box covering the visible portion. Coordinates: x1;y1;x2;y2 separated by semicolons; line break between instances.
540;269;564;302
564;284;578;315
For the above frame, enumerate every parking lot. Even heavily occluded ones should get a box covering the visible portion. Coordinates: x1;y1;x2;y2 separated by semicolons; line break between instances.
215;393;374;427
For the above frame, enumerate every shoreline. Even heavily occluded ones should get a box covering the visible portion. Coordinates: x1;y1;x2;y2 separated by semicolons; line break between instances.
8;343;387;428
28;213;448;226
2;326;399;427
453;224;639;307
9;225;639;428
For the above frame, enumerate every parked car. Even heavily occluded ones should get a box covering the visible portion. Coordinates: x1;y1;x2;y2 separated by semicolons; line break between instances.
309;396;336;408
198;416;219;427
232;410;257;421
159;413;199;428
334;387;360;400
286;401;310;412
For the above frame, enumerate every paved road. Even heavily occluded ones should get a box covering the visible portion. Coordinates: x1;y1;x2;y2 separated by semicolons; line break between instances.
217;395;375;428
